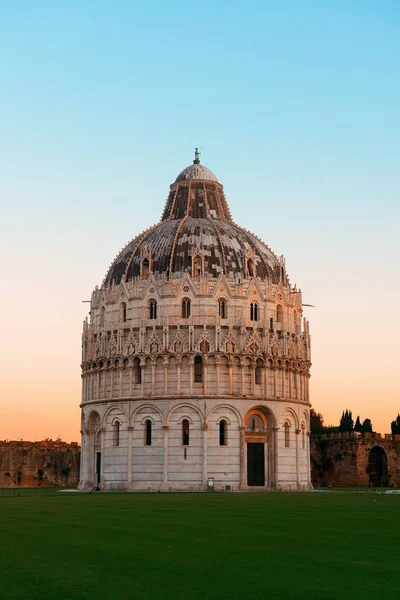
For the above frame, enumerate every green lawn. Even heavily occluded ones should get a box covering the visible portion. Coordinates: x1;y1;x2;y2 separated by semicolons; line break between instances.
0;491;399;600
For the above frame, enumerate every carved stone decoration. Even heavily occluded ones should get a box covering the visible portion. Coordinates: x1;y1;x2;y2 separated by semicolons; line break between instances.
95;335;102;358
221;330;237;354
169;330;187;354
125;330;139;356
145;331;162;355
108;332;117;357
246;332;261;355
195;330;214;353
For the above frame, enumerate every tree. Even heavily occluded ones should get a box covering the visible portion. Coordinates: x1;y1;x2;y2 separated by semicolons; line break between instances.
361;418;373;433
354;416;362;432
339;409;354;433
37;468;44;486
391;414;400;435
310;409;325;434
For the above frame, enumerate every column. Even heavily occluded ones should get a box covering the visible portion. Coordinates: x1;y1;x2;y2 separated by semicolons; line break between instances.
127;426;134;489
164;364;168;395
189;361;193;394
241;364;245;396
216;360;220;395
239;426;247;490
229;364;233;395
273;368;276;397
264;366;268;399
272;427;279;489
177;363;181;394
129;367;133;396
307;432;312;487
119;368;123;397
295;429;300;490
203;363;207;395
202;424;208;489
162;425;169;487
100;427;106;489
110;370;114;399
151;363;155;396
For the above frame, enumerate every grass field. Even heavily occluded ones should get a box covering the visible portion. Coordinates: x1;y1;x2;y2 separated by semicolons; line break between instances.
0;491;399;600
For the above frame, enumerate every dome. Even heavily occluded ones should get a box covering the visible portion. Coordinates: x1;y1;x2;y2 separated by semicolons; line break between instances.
104;151;281;286
175;164;218;183
175;147;218;182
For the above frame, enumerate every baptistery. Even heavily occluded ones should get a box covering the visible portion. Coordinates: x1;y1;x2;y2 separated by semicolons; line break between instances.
79;150;312;491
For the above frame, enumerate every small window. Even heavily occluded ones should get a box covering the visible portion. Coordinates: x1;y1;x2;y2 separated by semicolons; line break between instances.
182;298;191;318
149;299;157;320
218;299;227;319
113;421;120;447
182;419;190;445
142;258;150;279
247;259;255;277
284;422;290;448
121;302;127;323
269;317;274;331
277;304;283;324
193;255;202;277
194;355;203;382
133;358;141;384
219;420;227;446
250;302;259;322
302;427;305;449
255;367;262;385
145;420;152;446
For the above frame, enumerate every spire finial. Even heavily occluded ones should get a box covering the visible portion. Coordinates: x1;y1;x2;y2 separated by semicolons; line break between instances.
193;147;200;164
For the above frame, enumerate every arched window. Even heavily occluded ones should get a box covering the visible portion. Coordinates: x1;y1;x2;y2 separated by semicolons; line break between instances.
182;419;190;445
133;358;141;384
100;306;105;328
255;366;262;385
277;304;283;325
182;298;191;318
113;421;120;447
269;317;274;331
192;255;202;277
247;259;255;278
194;355;203;382
219;420;227;446
142;258;150;279
149;299;157;320
120;302;127;323
218;299;227;319
145;420;152;446
284;422;290;448
250;302;259;322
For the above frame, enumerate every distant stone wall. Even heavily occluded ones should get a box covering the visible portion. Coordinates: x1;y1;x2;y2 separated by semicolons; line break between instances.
0;441;80;488
311;433;400;487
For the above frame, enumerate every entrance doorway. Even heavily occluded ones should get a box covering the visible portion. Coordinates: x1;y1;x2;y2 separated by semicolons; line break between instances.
95;451;102;488
247;443;265;486
368;446;388;487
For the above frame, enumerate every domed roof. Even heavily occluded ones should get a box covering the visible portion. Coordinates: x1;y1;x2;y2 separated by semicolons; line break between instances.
175;148;218;182
104;151;281;286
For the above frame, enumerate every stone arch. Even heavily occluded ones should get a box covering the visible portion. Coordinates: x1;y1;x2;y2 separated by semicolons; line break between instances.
131;403;164;427
102;405;127;428
279;407;299;429
368;446;388;487
207;403;243;427
245;405;277;429
87;410;101;431
166;403;204;426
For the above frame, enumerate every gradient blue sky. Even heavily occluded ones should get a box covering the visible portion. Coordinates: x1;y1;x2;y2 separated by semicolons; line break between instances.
1;1;399;440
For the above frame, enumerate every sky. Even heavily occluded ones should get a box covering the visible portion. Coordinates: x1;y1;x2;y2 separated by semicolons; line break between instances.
1;1;399;441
